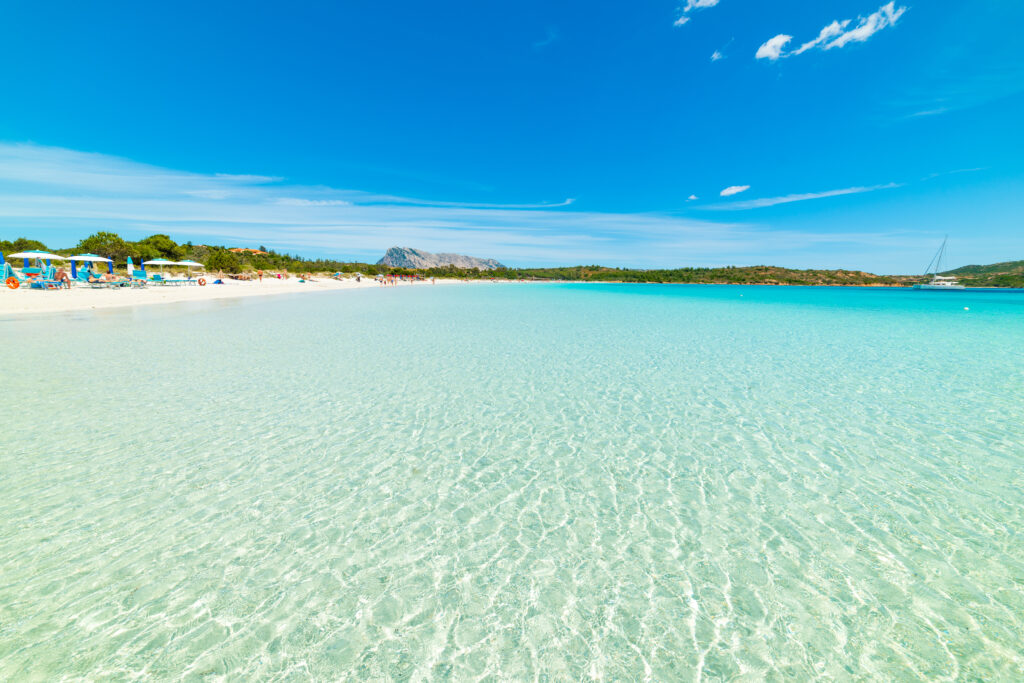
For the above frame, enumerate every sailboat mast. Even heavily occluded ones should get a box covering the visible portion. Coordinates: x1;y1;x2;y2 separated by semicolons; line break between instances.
923;236;948;276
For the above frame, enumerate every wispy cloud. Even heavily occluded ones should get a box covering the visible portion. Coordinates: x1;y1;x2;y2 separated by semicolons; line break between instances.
793;20;850;55
711;50;724;61
687;194;699;201
757;2;907;60
0;142;930;269
909;107;950;118
683;0;720;10
674;0;721;27
922;167;986;181
895;64;1024;119
707;183;900;210
275;198;352;207
826;2;906;49
532;26;559;51
720;185;750;197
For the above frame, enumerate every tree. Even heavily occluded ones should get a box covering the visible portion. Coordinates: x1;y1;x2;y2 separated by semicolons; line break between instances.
77;231;138;262
0;237;49;254
205;249;242;273
137;234;184;259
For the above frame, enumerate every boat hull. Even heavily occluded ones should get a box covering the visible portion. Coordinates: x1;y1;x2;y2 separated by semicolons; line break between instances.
914;284;966;290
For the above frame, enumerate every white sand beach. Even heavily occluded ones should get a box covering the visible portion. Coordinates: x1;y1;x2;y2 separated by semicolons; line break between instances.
0;276;457;316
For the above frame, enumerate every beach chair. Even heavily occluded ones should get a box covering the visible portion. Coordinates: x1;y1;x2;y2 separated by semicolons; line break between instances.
4;266;43;289
3;262;31;289
88;275;122;289
73;267;95;286
129;269;149;287
30;277;65;290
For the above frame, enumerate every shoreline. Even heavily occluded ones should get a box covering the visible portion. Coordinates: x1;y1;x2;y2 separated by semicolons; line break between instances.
0;277;477;317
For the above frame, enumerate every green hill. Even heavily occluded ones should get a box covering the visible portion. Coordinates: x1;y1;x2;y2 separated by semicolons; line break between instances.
941;260;1024;287
943;260;1024;275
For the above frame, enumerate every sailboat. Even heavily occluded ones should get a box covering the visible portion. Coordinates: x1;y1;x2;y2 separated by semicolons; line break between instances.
913;236;965;290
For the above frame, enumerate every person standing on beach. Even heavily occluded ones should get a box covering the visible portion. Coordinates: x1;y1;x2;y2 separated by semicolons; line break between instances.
257;269;263;282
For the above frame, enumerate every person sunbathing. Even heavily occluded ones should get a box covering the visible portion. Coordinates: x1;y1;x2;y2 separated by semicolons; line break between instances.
54;268;71;289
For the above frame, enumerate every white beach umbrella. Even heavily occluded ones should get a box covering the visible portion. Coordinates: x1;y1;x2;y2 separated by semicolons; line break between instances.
143;258;176;274
68;253;114;277
8;250;69;261
175;260;204;267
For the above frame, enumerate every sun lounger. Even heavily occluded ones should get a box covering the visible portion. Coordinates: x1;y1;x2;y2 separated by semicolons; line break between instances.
3;263;31;289
29;278;66;290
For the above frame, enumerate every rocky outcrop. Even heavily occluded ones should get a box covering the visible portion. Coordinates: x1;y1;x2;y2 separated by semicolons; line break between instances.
377;247;505;271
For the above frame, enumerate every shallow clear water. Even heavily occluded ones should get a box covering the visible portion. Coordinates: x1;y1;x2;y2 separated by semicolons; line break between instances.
1;284;1023;680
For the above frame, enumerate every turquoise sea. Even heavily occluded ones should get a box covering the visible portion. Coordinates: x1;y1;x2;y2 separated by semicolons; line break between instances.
2;284;1023;680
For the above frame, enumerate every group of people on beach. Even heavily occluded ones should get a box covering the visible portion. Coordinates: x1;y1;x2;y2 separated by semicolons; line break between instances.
378;274;433;286
45;267;122;289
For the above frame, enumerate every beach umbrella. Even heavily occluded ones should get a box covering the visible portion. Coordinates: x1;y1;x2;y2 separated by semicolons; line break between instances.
69;253;114;278
7;250;68;259
143;258;175;275
174;260;203;278
9;250;69;268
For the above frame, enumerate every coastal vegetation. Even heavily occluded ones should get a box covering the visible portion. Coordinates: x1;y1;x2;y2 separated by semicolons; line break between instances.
2;232;1022;287
942;260;1024;288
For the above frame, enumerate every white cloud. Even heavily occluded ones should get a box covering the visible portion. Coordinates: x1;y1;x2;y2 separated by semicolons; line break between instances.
707;183;899;209
793;20;850;55
756;35;792;61
674;0;720;27
214;173;282;183
759;3;907;60
720;185;750;197
711;50;724;61
826;2;906;49
276;198;352;207
909;107;949;118
683;0;720;10
688;194;699;201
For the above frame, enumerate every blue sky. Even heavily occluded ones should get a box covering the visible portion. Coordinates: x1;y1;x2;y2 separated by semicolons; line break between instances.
0;0;1021;272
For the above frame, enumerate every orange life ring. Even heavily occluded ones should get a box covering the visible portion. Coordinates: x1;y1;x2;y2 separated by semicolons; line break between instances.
198;278;207;286
5;276;18;290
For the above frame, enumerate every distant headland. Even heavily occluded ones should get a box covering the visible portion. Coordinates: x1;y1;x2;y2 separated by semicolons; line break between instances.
377;247;504;271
